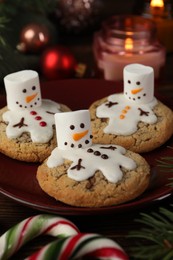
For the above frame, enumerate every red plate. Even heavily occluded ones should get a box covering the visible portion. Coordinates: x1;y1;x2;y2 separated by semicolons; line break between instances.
0;79;172;215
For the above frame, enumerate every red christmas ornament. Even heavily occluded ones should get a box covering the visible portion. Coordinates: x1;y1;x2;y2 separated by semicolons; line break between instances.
40;46;77;80
17;23;51;54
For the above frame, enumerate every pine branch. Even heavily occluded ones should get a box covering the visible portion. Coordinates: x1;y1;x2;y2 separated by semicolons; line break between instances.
0;16;9;47
0;45;39;85
0;0;58;17
129;206;173;260
157;157;173;170
157;147;173;187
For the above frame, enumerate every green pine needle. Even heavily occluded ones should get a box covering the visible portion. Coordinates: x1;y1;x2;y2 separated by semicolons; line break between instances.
157;158;173;170
129;206;173;260
167;178;173;187
157;147;173;187
0;0;57;17
0;16;9;28
0;16;9;47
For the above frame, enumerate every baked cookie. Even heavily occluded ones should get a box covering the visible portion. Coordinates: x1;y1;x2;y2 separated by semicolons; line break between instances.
37;110;150;207
89;64;173;153
0;70;71;162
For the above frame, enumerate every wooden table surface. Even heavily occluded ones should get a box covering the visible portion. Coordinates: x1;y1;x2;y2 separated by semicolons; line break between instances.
0;54;173;259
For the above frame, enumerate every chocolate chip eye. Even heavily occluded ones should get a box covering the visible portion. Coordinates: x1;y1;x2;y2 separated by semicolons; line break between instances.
80;123;85;128
22;89;27;93
70;125;75;130
32;86;36;90
128;80;131;84
136;81;140;85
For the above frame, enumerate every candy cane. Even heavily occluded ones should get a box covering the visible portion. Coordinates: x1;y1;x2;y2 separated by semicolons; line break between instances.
26;233;129;260
0;214;79;260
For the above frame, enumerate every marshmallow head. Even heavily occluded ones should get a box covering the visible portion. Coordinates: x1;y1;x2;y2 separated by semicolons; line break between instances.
55;110;93;150
123;64;154;104
4;70;42;111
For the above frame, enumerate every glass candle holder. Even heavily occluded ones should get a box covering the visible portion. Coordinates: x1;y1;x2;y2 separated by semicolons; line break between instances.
142;0;173;52
93;15;165;81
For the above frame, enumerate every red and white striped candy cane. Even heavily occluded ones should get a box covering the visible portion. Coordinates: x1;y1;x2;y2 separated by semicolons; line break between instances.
26;233;129;260
0;214;79;260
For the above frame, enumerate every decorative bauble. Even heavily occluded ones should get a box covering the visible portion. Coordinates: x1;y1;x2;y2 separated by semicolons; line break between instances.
56;0;103;33
17;23;51;54
40;46;77;80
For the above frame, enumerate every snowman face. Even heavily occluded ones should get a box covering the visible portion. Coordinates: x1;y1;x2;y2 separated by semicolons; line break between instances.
4;70;42;111
55;110;93;150
123;64;154;104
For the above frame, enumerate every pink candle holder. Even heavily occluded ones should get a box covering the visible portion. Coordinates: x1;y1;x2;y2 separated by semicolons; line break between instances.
93;15;165;81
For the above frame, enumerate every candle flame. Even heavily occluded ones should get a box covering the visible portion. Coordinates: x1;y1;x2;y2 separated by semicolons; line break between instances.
125;38;133;51
150;0;164;8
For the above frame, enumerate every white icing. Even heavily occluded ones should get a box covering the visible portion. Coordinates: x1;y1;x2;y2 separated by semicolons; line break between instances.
47;144;136;183
47;109;136;183
4;70;42;111
96;93;158;135
124;64;154;104
96;64;158;135
3;99;61;143
55;110;92;150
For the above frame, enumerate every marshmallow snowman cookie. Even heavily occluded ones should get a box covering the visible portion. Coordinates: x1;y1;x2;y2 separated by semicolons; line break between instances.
37;110;150;207
0;70;71;162
90;64;173;153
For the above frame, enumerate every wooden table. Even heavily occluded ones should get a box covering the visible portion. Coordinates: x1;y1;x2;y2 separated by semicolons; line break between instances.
0;59;173;259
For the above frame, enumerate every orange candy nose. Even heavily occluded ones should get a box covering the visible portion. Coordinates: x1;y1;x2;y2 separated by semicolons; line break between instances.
131;88;143;95
26;93;38;103
73;130;89;141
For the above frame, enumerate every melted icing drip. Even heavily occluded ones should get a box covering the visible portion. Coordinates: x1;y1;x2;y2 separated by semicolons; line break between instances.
3;99;61;143
96;93;158;135
47;144;136;183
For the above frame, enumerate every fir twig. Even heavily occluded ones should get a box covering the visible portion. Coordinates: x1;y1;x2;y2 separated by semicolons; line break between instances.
129;206;173;260
0;0;57;16
157;157;173;170
157;146;173;187
0;16;9;46
167;178;173;187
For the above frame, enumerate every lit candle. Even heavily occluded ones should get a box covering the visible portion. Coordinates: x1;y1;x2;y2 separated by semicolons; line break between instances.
142;0;173;52
125;38;133;51
93;15;165;81
151;0;164;8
